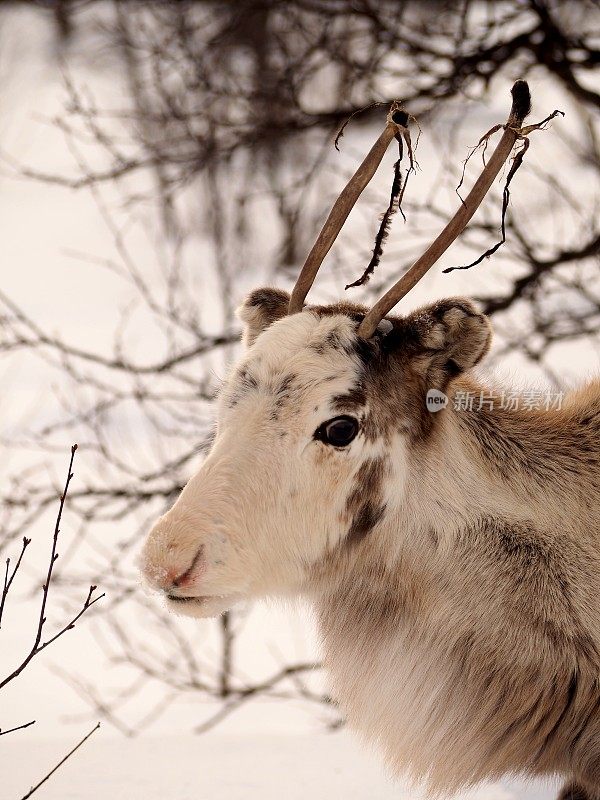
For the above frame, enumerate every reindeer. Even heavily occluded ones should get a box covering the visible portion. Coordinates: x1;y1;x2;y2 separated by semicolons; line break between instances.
141;83;600;800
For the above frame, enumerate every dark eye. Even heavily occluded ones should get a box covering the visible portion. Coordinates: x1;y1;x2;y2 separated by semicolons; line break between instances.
315;416;359;448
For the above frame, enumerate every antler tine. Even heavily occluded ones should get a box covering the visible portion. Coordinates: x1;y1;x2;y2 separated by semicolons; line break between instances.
357;80;532;339
288;102;406;315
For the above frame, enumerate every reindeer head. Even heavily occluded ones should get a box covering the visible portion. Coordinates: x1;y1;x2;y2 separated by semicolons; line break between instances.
141;287;491;618
141;83;529;618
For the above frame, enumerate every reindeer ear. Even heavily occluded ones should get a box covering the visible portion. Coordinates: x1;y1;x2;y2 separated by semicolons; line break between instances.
237;287;290;347
404;297;492;388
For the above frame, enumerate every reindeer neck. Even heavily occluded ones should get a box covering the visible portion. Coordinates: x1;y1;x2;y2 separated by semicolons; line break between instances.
410;373;600;539
309;375;600;796
309;374;600;599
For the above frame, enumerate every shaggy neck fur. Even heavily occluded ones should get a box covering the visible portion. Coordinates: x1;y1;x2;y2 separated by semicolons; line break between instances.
309;375;600;796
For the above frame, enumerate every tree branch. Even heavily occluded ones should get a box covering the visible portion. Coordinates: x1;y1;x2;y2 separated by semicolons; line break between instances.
0;446;104;690
18;723;100;800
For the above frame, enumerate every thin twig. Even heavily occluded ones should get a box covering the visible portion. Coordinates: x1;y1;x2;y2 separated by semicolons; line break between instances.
19;723;100;800
334;101;387;151
0;446;104;690
0;536;31;629
0;720;36;736
195;662;320;734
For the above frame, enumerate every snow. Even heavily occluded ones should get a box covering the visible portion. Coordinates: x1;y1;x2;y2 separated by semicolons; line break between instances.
0;730;560;800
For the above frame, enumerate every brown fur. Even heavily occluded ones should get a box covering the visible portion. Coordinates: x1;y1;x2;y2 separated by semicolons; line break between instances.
238;287;290;346
344;457;388;546
237;292;599;799
233;289;600;797
309;369;600;797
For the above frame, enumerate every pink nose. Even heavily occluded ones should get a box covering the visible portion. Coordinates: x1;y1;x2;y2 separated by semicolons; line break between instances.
155;546;204;593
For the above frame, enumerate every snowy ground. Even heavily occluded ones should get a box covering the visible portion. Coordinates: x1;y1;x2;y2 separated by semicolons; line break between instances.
1;730;560;800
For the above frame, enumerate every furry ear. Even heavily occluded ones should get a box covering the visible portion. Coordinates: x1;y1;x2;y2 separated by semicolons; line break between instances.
404;297;492;389
237;287;290;347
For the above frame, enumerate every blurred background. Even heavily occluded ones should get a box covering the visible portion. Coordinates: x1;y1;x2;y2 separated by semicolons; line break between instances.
0;1;598;798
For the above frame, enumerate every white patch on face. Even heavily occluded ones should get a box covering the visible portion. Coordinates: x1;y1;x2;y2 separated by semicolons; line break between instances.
380;434;410;512
141;310;403;616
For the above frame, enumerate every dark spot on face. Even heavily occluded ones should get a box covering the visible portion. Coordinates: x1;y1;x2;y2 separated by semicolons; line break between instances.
344;457;388;546
346;501;386;546
228;368;259;408
270;373;305;418
332;384;367;413
274;376;293;408
325;330;343;347
310;329;347;355
239;369;258;391
351;334;379;365
276;374;295;396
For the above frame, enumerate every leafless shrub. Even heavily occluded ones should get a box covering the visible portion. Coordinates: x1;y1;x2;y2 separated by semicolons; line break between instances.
0;445;101;797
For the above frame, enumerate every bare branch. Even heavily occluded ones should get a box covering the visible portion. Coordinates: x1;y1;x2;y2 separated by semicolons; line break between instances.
0;537;31;629
0;720;36;737
195;662;322;734
0;446;104;690
18;723;100;800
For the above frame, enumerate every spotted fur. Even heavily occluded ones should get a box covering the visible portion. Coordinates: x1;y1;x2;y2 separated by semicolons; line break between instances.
142;287;600;800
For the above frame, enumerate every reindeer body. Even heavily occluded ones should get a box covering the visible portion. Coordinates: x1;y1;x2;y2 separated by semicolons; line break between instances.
142;289;600;799
312;374;600;796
